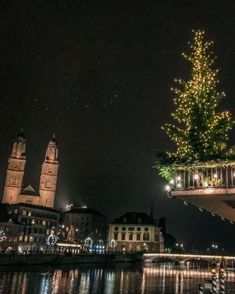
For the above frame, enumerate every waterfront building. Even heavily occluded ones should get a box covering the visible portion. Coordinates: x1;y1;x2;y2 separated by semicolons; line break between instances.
0;203;60;251
62;207;107;245
108;212;164;253
2;131;59;209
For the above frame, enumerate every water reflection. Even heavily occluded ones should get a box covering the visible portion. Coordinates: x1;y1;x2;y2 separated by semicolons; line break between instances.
0;264;235;294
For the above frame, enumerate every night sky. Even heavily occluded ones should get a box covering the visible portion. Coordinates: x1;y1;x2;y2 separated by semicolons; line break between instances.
0;0;235;251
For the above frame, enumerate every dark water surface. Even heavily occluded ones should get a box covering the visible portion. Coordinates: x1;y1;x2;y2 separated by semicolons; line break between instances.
0;264;235;294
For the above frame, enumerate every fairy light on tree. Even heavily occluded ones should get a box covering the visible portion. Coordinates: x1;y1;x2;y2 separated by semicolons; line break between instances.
46;233;58;246
0;230;6;242
163;30;234;162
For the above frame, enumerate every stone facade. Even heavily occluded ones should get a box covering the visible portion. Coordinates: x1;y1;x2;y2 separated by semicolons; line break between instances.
108;212;164;253
62;207;107;243
2;132;59;209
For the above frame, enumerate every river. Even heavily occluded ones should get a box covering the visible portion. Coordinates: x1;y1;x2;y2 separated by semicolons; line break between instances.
0;263;235;293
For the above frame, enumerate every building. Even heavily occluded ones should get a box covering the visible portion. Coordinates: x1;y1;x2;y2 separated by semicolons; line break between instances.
2;131;59;208
108;212;164;253
0;203;60;251
62;207;107;245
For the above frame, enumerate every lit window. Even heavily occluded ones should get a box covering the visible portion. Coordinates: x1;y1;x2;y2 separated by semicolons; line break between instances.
129;233;133;241
22;210;26;216
29;236;34;242
136;233;141;241
143;233;149;241
28;211;32;216
42;220;46;226
19;236;23;241
121;233;125;241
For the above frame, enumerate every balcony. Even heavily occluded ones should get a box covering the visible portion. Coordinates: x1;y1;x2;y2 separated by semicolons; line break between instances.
166;162;235;222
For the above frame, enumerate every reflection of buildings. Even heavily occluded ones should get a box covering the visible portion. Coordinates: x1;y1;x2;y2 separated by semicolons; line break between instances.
2;131;59;208
108;212;164;252
62;207;107;243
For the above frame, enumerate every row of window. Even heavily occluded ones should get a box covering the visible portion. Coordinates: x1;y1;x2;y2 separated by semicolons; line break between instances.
113;232;150;241
20;217;57;227
114;226;149;232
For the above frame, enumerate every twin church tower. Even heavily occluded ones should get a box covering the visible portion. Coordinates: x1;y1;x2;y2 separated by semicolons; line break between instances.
2;131;59;208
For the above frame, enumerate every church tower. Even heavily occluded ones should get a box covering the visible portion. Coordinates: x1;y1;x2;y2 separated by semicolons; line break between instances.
2;131;26;204
39;135;59;208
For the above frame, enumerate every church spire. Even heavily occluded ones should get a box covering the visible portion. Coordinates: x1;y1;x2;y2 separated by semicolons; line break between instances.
39;135;59;208
45;134;58;162
11;130;26;159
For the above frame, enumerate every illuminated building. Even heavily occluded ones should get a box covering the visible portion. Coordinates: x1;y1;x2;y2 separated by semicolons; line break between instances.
108;212;164;252
62;207;107;243
2;131;59;208
0;203;60;251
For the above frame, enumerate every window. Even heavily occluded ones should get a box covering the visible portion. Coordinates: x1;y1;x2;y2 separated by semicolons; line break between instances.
24;236;28;242
136;233;141;241
29;236;34;242
114;232;118;240
42;220;46;226
128;227;134;231
114;227;118;231
121;233;126;241
22;210;27;216
143;233;149;241
46;182;51;188
122;227;126;231
137;227;141;231
129;233;133;241
14;209;18;214
144;227;149;231
19;236;23;241
28;211;32;216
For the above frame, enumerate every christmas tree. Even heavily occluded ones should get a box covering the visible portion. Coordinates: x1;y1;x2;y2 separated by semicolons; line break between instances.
163;30;234;162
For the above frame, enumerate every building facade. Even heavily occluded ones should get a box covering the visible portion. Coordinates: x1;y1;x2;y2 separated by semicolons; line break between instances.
2;132;59;208
0;203;60;252
62;207;107;245
108;212;164;253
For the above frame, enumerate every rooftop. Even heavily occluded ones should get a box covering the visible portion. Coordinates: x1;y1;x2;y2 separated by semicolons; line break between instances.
64;207;106;218
111;212;157;225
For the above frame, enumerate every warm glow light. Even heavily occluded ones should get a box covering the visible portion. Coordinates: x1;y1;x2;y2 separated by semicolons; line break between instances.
213;173;218;178
170;179;175;185
193;174;199;180
165;185;171;191
176;176;181;181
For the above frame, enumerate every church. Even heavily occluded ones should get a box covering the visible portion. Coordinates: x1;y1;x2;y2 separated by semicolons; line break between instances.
2;131;59;209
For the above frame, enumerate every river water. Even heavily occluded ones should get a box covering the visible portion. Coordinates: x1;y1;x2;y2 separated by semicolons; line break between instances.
0;263;235;294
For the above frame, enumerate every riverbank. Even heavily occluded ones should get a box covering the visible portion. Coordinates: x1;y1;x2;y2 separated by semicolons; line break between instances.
0;252;143;266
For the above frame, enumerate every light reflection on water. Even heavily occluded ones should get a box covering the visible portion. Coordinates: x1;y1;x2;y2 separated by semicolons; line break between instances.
0;264;235;294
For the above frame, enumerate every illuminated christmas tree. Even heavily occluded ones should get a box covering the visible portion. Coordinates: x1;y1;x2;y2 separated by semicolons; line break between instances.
163;30;234;162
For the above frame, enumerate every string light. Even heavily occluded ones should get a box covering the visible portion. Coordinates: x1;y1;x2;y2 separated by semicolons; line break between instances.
46;233;58;246
162;30;234;163
0;230;6;242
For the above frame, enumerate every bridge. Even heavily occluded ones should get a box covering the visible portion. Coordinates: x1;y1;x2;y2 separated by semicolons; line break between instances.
143;253;235;265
